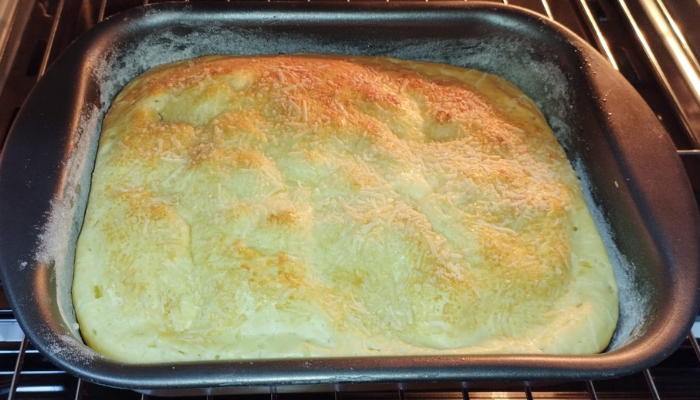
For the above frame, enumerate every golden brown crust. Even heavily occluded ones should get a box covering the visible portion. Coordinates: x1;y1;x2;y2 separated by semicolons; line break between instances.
73;55;618;362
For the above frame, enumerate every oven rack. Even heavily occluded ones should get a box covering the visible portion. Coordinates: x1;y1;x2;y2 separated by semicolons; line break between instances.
1;0;699;399
1;336;700;398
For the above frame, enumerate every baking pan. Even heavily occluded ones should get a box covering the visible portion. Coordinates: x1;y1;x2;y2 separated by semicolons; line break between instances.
0;1;698;394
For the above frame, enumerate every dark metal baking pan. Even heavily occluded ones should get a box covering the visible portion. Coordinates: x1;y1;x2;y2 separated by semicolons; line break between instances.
0;1;698;394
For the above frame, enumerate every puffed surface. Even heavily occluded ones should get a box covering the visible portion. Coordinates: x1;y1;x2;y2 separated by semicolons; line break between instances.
73;55;619;362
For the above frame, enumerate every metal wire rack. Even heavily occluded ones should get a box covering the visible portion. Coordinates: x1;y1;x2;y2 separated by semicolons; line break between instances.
0;0;699;399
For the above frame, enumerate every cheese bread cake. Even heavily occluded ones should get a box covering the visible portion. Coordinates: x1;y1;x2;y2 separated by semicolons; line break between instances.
72;55;619;362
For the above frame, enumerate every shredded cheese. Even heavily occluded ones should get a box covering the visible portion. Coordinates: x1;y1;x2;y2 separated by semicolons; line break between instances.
73;55;619;363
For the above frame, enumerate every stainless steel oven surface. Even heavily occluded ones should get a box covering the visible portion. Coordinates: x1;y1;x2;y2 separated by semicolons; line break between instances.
0;0;699;399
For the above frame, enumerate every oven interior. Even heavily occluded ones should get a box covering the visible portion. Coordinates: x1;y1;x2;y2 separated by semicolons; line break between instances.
1;0;699;399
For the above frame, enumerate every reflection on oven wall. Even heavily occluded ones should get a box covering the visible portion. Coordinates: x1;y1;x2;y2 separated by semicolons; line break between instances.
0;0;698;399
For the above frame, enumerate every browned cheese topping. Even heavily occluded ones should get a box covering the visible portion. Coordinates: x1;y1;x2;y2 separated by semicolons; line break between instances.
73;55;619;362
